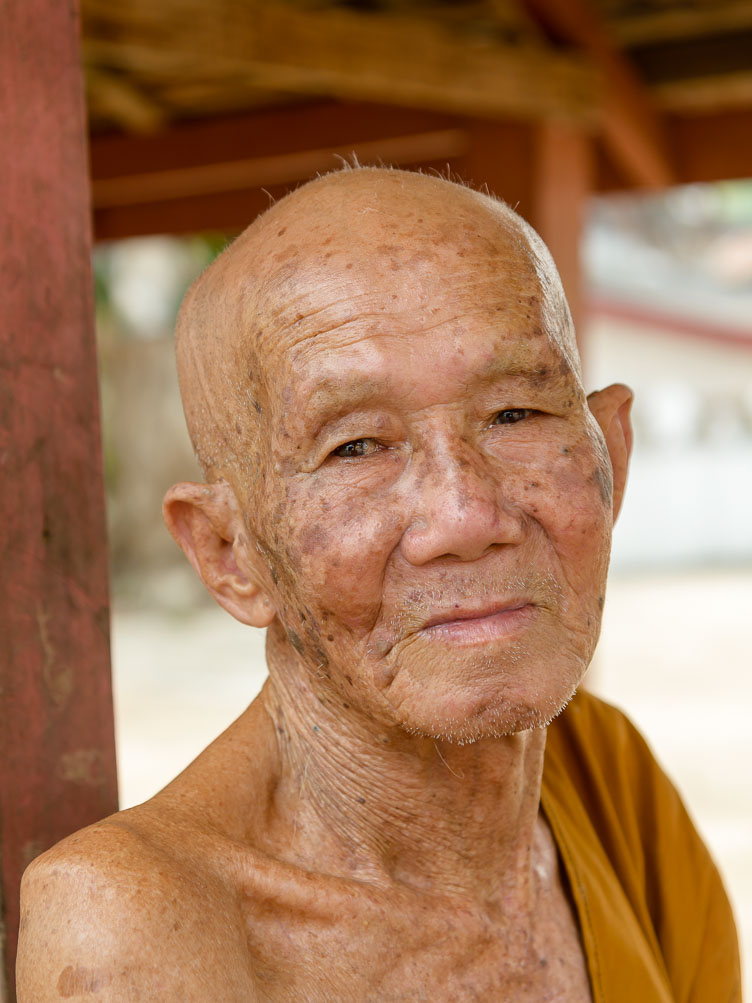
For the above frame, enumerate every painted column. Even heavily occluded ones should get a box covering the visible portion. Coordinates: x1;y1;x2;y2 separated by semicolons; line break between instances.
0;0;118;996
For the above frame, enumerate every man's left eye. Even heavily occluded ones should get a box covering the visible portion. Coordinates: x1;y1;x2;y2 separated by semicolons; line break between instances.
331;438;379;458
493;408;531;425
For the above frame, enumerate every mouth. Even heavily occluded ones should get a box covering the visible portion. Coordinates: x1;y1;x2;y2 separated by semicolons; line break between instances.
420;600;536;645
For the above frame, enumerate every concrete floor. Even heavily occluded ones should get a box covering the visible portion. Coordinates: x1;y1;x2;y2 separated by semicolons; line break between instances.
112;567;752;994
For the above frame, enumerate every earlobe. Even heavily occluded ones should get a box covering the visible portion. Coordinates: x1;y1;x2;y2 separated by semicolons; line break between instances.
162;481;277;628
586;383;634;522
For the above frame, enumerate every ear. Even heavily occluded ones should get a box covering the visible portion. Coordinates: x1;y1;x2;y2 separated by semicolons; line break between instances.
586;383;633;521
162;480;276;628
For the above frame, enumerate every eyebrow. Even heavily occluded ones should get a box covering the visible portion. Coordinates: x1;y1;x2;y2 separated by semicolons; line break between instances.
300;375;395;436
298;353;566;436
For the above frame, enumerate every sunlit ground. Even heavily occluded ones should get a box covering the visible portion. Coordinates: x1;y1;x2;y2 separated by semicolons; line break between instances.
112;566;751;994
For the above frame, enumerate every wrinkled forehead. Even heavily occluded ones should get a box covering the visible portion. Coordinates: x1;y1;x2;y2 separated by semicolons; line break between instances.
247;204;568;385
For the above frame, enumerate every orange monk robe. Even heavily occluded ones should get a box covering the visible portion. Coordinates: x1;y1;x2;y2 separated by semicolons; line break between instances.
544;690;741;1003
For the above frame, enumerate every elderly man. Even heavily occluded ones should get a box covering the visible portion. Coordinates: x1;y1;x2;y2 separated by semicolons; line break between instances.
18;168;739;1001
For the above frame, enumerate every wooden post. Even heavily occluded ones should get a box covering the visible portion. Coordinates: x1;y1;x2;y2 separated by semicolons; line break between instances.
531;119;593;340
0;0;118;997
465;118;592;347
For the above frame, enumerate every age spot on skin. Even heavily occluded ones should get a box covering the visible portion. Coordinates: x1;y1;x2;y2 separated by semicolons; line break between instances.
313;646;330;669
300;521;330;555
376;243;403;257
287;629;305;655
591;464;612;503
57;965;113;997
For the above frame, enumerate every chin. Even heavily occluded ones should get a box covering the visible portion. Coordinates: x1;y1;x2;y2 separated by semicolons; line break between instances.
389;667;582;745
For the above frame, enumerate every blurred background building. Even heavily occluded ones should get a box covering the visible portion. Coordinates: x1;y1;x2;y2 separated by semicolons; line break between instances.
4;0;752;997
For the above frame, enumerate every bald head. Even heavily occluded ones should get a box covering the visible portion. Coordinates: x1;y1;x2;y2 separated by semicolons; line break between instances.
175;167;580;486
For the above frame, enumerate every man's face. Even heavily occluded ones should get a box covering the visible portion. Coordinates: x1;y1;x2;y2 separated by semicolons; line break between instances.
238;196;613;742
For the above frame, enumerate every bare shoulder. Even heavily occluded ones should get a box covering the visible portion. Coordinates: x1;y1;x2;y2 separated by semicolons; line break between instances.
17;807;258;1002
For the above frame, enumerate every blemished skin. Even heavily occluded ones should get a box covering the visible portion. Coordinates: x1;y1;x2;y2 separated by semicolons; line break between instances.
17;169;633;1001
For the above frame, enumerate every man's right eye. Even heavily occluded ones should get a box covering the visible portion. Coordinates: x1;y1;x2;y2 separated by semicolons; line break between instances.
331;438;378;458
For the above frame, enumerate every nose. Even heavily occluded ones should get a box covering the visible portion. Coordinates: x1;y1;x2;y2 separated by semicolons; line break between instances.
400;439;525;566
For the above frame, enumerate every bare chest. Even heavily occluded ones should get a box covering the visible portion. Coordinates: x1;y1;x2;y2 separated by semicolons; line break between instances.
240;877;593;1002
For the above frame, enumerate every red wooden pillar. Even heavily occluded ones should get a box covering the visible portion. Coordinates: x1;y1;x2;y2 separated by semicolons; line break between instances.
464;118;593;345
0;0;118;997
531;120;593;342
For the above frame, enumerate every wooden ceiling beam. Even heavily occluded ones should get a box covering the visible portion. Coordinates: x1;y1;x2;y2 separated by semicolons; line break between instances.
667;107;752;186
89;101;469;220
89;100;477;239
92;156;465;240
92;128;467;208
85;65;166;134
81;0;598;124
611;2;752;46
521;0;674;189
653;71;752;115
90;102;463;179
594;106;752;191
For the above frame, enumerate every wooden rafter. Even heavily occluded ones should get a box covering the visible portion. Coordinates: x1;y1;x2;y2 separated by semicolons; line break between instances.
88;94;752;241
81;0;599;124
89;103;473;238
522;0;674;188
85;65;166;133
92;129;467;208
609;1;752;46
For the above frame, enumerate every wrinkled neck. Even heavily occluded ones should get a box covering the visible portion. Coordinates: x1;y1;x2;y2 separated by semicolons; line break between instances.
261;646;548;907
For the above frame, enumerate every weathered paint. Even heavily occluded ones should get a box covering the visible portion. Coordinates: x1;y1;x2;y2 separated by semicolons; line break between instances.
0;0;118;996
